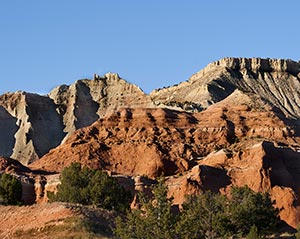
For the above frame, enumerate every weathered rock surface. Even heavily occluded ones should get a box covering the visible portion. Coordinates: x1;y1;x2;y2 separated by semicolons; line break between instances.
151;57;300;119
166;141;300;228
1;57;300;229
0;157;38;204
0;73;153;164
49;73;154;139
1;58;300;165
30;88;300;228
32;88;300;174
0;92;64;165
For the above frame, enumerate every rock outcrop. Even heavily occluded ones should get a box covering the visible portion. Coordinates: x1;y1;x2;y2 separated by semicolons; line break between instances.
0;92;64;164
166;141;300;228
30;87;300;228
31;89;300;175
0;157;41;204
1;58;300;165
0;73;153;164
49;73;154;139
1;57;300;229
151;57;300;119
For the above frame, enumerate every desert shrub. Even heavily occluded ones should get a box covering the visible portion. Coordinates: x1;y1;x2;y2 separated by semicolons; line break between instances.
114;184;280;238
49;163;131;212
246;225;260;239
229;186;279;236
114;178;178;239
295;225;300;239
0;173;23;205
176;191;230;239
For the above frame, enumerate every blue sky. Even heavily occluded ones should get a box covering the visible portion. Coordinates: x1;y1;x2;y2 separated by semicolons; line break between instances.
1;1;299;95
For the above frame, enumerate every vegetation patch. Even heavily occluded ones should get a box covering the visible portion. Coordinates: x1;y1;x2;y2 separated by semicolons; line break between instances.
0;173;23;205
48;163;132;212
115;179;280;239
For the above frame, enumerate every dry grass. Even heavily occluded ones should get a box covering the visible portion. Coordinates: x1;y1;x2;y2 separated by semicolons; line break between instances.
12;216;112;239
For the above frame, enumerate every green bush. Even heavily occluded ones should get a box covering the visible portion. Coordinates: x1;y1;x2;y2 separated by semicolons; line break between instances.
176;191;230;239
0;173;23;205
114;178;177;239
246;225;260;239
229;186;279;236
49;163;131;212
114;184;280;238
295;224;300;239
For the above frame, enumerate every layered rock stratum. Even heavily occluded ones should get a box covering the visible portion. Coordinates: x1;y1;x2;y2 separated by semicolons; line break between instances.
0;73;153;164
31;89;300;227
151;58;300;118
1;58;300;164
1;57;300;229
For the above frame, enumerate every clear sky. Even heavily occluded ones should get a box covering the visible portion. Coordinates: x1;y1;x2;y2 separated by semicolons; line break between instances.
1;1;299;95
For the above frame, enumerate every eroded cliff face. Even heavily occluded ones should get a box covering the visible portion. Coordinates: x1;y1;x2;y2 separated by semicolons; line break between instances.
0;92;65;165
30;92;300;228
2;58;300;164
0;73;153;164
49;73;154;139
1;58;300;229
150;57;300;118
166;141;300;228
31;89;300;176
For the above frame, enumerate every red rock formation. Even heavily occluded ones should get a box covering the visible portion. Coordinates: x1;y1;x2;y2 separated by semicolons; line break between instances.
0;157;31;175
32;90;299;175
167;141;300;228
29;91;300;228
1;57;300;230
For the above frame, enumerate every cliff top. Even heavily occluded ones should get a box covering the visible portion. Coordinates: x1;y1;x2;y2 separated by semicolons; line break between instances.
191;57;300;81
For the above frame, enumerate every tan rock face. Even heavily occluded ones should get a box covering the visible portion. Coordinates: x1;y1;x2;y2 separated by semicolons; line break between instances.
49;73;154;138
1;58;300;165
0;74;153;164
0;92;65;165
1;58;300;229
151;57;300;119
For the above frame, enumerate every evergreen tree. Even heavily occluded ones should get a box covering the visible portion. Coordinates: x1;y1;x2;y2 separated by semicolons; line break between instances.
114;182;280;238
0;173;23;205
176;191;231;239
50;163;131;212
114;178;177;239
229;186;279;236
246;225;261;239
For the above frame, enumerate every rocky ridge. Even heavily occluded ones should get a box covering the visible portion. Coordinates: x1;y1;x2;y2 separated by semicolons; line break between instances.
151;57;300;118
32;89;299;175
1;58;300;165
31;88;300;227
1;57;300;229
49;73;154;139
0;73;153;164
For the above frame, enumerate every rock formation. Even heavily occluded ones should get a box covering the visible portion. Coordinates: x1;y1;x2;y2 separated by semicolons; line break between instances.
32;87;300;174
151;58;300;119
30;89;300;227
1;57;300;228
0;73;153;164
166;141;300;228
0;92;64;164
1;58;300;165
49;73;154;139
